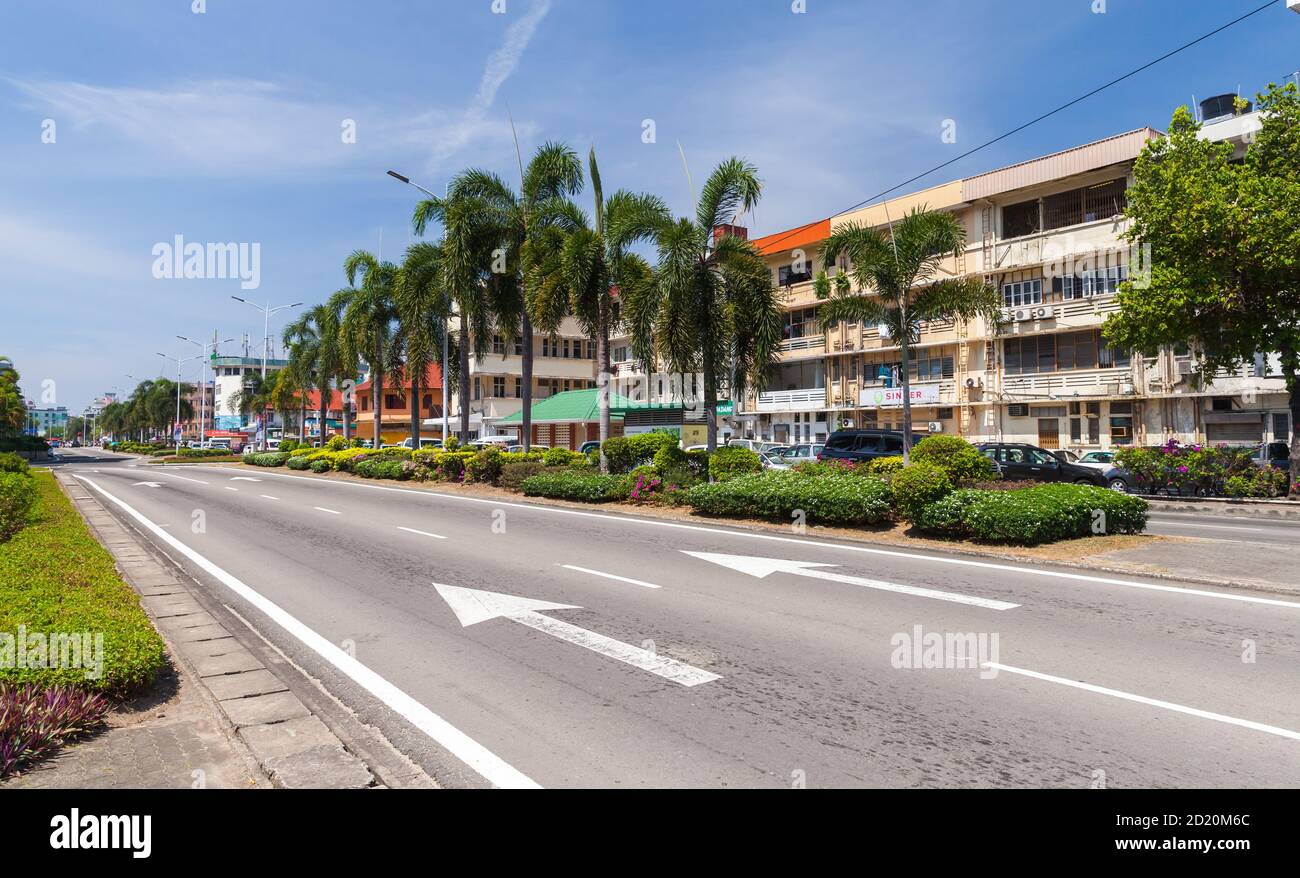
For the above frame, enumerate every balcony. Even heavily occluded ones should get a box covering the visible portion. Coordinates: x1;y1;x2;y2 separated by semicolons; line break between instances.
754;388;827;412
1000;367;1136;399
981;218;1130;275
780;335;825;357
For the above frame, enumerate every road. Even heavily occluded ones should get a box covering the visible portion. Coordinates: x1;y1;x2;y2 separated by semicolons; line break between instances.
48;449;1300;788
1145;509;1300;545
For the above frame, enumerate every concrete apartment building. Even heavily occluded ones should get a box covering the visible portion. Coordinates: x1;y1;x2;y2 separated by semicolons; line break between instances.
448;315;598;440
736;97;1292;453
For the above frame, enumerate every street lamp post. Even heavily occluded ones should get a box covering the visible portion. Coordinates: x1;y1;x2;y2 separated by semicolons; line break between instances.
231;297;302;450
179;335;235;448
387;169;451;445
157;352;201;454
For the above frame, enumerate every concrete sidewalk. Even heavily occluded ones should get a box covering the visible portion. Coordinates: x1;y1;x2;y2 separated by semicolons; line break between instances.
9;473;418;789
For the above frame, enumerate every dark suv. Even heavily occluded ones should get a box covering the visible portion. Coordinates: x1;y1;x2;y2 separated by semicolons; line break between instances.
820;429;919;463
976;442;1115;488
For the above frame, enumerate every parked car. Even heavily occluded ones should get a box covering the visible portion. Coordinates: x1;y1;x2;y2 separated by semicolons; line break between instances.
778;443;824;463
1253;441;1290;471
759;452;791;471
469;436;514;448
400;437;442;450
724;438;765;453
506;444;549;454
819;429;918;463
979;443;1131;491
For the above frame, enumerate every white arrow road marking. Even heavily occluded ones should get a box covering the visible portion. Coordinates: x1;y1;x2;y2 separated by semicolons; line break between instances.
985;662;1300;742
560;564;661;590
260;495;279;501
131;481;164;488
224;487;239;492
683;551;1019;611
70;474;538;789
397;526;446;540
313;506;341;515
231;476;262;482
434;584;720;687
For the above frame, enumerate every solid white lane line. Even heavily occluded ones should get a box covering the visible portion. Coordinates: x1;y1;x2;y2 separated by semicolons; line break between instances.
313;506;341;515
71;474;539;789
397;526;447;540
225;487;239;492
191;467;1300;610
985;662;1300;743
260;495;279;501
560;564;661;590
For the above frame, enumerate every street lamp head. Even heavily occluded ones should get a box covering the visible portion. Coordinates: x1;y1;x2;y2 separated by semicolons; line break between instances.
231;295;247;304
387;170;410;184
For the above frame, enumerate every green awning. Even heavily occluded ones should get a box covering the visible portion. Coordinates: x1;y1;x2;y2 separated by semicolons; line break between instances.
497;388;681;424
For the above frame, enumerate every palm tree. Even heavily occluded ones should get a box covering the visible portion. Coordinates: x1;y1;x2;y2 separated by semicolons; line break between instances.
442;142;584;448
337;250;399;448
525;146;669;468
412;189;510;441
815;207;1002;463
624;158;784;452
283;312;323;442
227;372;271;440
0;356;24;436
396;241;455;446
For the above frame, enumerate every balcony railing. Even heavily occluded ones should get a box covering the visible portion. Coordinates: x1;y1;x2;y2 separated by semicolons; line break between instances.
780;336;825;353
754;388;826;411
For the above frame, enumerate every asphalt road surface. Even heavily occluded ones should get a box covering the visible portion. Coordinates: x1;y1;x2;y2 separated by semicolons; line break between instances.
49;449;1300;788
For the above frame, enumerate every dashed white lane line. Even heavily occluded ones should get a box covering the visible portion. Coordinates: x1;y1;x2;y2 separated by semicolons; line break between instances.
185;466;1300;610
560;564;661;590
313;506;341;515
396;526;446;540
153;472;210;485
260;495;280;501
985;662;1300;743
225;486;239;492
72;473;538;789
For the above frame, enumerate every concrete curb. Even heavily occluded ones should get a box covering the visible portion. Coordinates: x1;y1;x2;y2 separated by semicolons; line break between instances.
56;472;387;789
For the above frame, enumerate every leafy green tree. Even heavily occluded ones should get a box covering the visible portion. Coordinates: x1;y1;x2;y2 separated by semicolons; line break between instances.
0;357;25;436
283;309;325;442
1104;83;1300;493
524;147;668;469
816;208;1001;463
624;157;783;452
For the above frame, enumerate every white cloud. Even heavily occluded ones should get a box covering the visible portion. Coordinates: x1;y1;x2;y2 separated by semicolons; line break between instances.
0;211;141;284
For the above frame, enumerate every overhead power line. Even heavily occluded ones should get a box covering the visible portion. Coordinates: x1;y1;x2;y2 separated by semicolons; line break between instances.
753;0;1278;256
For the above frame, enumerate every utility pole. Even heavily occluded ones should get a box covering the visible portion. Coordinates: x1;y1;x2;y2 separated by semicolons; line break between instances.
157;352;201;454
179;333;234;447
231;297;301;449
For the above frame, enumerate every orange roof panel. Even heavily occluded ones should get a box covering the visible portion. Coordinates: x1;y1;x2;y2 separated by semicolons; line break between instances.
751;218;830;256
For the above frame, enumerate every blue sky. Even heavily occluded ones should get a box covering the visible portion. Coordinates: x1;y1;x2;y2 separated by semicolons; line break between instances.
3;0;1298;412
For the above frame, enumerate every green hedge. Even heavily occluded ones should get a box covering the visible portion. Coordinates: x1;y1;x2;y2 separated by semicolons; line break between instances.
867;456;905;476
0;452;31;474
601;433;677;473
0;472;37;542
245;452;292;467
0;473;166;694
708;446;762;481
914;483;1148;544
354;459;412;480
686;472;893;525
520;470;633;502
909;435;997;483
889;463;953;521
286;455;312;470
0;436;50;453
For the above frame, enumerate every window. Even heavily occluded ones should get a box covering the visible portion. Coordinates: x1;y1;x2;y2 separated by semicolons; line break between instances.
422;394;432;410
514;336;524;356
1002;200;1039;238
562;339;571;358
1002;279;1043;307
513;377;522;399
492;335;505;355
1008;404;1030;418
1057;264;1127;299
937;407;954;420
613;346;629;363
1041;179;1127;231
385;394;405;410
778;264;813;286
1005;330;1129;375
492;377;505;397
1211;397;1233;412
783;307;820;340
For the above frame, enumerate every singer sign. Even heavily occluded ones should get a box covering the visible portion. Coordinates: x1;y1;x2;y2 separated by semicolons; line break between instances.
860;385;941;408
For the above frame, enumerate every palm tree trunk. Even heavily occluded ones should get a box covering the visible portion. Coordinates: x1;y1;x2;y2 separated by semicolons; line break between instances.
459;312;471;441
299;400;307;442
372;361;383;448
342;378;352;441
319;387;329;446
521;311;534;450
597;299;611;473
704;355;718;454
410;370;421;447
899;309;913;465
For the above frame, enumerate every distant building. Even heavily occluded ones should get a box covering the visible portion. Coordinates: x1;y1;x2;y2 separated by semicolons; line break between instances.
26;405;69;437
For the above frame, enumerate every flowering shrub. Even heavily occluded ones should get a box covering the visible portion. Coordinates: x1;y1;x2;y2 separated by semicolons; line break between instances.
521;471;633;502
1116;440;1261;496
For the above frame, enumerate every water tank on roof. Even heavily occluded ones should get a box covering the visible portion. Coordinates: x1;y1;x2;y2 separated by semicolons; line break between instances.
1200;93;1250;123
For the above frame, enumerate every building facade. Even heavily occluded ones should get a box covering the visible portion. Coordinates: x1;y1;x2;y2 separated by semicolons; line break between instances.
732;107;1292;453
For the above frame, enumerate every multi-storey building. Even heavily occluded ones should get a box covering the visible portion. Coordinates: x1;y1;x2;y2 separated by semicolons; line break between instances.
734;99;1292;453
25;405;69;437
448;316;598;440
211;355;288;433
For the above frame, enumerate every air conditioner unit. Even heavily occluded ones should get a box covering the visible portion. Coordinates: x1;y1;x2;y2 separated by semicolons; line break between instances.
1176;360;1195;375
1014;309;1029;322
927;421;943;433
964;375;984;389
1031;306;1051;320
